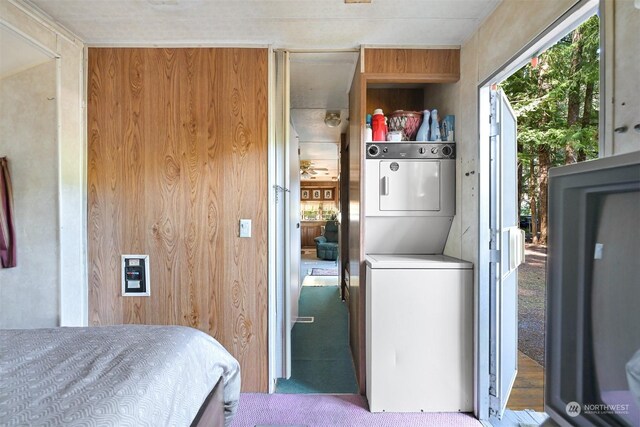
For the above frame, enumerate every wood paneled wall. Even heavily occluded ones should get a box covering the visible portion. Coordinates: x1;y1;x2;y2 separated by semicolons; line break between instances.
87;48;268;392
301;181;337;188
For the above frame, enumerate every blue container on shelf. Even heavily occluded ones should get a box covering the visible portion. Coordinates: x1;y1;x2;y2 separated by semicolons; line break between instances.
441;115;455;141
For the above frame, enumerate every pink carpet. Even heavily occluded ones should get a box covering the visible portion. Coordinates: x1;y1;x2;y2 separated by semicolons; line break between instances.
232;393;481;427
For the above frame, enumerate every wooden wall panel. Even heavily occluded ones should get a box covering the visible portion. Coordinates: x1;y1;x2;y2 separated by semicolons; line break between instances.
301;180;336;188
364;48;460;79
88;48;268;392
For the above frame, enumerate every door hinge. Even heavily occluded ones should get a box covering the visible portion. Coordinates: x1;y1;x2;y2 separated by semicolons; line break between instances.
489;395;502;418
490;122;500;137
489;227;500;263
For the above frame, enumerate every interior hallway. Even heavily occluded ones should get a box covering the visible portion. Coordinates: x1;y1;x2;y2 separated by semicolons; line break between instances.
276;250;356;393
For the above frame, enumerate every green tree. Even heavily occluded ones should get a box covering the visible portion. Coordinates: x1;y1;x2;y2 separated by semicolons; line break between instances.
501;15;599;245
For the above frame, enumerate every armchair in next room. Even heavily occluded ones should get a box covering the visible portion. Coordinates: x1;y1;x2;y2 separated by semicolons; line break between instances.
314;220;339;261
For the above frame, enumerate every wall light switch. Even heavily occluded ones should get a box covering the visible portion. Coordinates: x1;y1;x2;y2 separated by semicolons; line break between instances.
594;243;604;259
240;219;252;238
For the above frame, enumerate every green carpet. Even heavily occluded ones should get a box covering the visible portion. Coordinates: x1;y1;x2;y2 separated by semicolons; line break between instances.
276;286;359;394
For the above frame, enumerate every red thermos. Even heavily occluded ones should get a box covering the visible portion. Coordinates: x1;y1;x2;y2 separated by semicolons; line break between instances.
371;109;387;142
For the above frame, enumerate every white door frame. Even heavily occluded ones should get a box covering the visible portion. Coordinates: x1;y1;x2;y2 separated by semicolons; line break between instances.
268;49;294;391
267;46;278;393
475;0;599;421
489;88;521;419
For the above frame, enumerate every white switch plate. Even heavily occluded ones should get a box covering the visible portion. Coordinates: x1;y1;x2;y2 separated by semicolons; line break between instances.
240;219;252;238
594;243;604;259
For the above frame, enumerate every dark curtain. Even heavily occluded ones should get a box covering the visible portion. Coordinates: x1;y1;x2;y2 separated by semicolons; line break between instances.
0;156;16;268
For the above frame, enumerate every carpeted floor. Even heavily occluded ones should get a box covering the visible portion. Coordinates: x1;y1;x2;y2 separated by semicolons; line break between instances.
302;276;338;287
232;393;481;427
300;249;337;284
275;286;358;394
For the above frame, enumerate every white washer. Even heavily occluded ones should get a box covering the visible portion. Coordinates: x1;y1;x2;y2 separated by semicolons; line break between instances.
365;254;474;413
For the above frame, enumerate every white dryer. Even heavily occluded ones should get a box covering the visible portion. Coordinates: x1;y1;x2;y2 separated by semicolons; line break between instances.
364;143;456;254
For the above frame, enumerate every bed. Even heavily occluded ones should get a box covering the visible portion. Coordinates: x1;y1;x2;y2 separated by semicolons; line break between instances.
0;325;241;427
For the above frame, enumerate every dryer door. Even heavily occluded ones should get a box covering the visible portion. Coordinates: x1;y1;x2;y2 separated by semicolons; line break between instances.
379;160;440;211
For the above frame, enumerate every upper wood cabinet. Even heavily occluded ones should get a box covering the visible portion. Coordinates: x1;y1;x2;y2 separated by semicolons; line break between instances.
363;48;460;83
360;48;461;135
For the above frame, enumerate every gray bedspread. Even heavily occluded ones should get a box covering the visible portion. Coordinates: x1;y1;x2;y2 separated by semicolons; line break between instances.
0;325;241;427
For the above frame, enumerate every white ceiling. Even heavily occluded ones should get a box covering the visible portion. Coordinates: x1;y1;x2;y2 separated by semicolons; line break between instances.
290;51;356;151
23;0;502;182
27;0;502;48
290;52;356;111
290;52;356;181
0;25;53;79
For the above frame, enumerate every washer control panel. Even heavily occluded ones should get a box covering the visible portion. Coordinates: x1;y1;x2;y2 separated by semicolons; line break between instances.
366;143;455;159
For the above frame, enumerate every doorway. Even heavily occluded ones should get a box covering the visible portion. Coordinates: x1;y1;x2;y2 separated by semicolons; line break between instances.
273;51;359;394
478;1;600;421
299;141;340;290
500;13;600;413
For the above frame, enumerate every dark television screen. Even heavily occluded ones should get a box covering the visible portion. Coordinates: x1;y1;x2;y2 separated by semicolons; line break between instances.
546;152;640;427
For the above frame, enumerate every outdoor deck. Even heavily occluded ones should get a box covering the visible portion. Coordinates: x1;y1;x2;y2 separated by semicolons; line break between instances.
508;351;545;412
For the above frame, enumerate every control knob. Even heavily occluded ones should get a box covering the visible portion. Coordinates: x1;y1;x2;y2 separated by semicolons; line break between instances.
368;144;380;157
441;145;453;157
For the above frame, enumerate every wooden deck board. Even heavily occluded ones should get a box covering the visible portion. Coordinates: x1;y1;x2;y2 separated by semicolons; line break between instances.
507;351;545;412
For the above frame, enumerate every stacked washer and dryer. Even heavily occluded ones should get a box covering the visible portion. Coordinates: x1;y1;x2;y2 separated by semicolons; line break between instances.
364;142;473;413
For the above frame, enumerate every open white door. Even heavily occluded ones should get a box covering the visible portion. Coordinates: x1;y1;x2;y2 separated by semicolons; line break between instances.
489;88;524;418
273;50;299;381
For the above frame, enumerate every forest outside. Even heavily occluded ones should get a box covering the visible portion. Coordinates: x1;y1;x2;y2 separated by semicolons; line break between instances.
501;14;600;246
501;15;599;367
